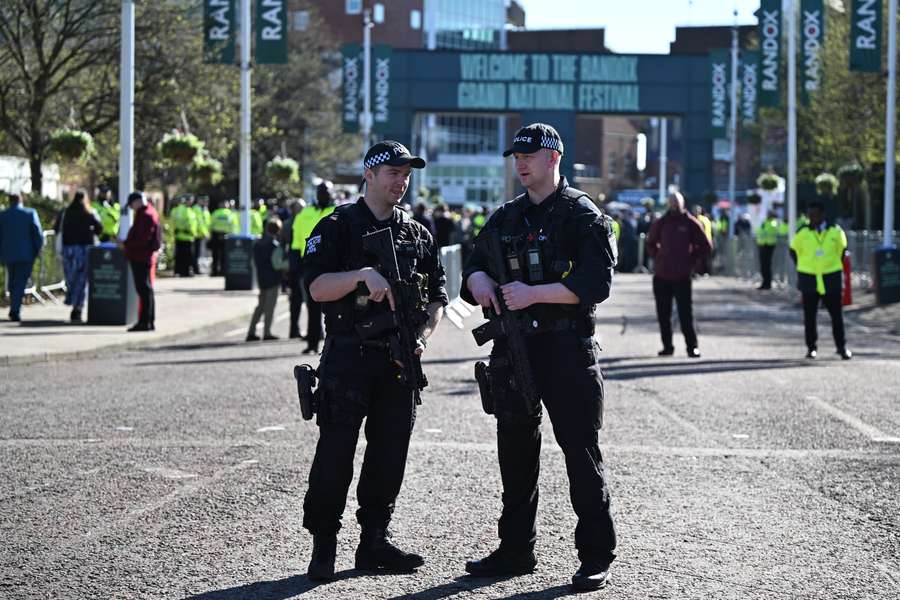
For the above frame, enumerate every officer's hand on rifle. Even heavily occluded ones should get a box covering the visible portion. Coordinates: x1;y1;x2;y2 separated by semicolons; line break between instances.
358;267;396;311
500;281;539;311
468;271;501;315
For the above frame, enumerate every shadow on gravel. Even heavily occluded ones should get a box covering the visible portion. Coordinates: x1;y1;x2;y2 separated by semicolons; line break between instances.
422;356;489;365
132;353;300;367
602;358;814;381
182;571;349;599
381;575;530;600
7;319;76;328
138;341;247;352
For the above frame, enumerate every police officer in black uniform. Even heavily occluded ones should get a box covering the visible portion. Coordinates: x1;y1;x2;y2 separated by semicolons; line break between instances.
301;141;448;581
461;124;618;592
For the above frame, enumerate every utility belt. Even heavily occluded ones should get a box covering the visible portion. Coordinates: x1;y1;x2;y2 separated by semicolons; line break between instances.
480;308;593;337
328;333;392;352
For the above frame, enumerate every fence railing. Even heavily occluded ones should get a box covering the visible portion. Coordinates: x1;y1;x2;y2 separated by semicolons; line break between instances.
634;230;897;290
1;230;67;306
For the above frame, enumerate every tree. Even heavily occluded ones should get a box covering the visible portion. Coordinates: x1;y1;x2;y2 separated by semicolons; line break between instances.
0;1;120;194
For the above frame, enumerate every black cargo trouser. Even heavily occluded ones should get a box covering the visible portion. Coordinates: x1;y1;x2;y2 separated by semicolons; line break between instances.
174;240;193;276
802;292;846;352
302;337;417;536
211;233;225;276
288;250;304;337
758;244;775;288
489;333;616;564
653;276;697;350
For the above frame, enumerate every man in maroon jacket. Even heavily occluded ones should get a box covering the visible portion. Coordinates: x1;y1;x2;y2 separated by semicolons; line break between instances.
121;192;160;331
645;192;711;358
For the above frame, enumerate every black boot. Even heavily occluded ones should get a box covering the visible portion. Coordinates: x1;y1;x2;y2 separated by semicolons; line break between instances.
465;547;537;577
354;528;424;571
571;559;611;591
307;533;337;581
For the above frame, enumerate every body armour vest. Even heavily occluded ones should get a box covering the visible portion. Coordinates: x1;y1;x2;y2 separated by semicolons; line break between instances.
322;202;431;335
494;182;601;334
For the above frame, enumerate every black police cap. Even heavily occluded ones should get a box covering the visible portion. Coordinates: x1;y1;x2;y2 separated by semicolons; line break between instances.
502;123;564;157
363;141;426;171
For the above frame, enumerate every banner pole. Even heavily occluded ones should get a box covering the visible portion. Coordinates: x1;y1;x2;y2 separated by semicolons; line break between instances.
884;0;897;247
787;0;798;241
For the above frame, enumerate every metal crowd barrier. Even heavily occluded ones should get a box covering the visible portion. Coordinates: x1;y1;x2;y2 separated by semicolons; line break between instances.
438;243;474;329
634;230;897;291
1;230;67;307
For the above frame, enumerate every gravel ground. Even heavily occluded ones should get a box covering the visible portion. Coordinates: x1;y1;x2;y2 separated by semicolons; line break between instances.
1;273;898;599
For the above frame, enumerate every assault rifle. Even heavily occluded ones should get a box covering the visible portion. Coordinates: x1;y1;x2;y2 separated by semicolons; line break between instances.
356;227;428;405
471;229;540;415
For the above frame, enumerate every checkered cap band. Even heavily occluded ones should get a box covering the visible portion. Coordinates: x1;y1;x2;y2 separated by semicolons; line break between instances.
541;136;561;151
364;151;392;169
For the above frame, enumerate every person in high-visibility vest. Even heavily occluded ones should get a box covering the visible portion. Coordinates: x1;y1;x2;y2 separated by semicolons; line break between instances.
94;188;120;242
789;201;851;360
192;196;211;275
250;198;265;237
756;210;783;290
170;196;198;277
692;205;714;275
290;181;335;351
209;199;236;276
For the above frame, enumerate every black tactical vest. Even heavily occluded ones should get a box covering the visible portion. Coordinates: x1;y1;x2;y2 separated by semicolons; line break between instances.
322;203;430;334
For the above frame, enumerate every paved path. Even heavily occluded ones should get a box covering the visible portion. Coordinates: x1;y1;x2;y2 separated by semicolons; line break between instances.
0;276;260;365
1;274;898;599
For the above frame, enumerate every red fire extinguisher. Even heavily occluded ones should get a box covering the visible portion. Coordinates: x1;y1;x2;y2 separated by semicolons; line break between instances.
842;253;852;306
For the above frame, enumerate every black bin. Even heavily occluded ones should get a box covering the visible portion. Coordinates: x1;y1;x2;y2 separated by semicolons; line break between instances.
225;235;256;291
88;244;138;325
872;246;900;305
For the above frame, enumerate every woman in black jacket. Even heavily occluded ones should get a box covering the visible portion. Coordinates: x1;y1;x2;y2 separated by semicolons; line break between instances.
55;189;102;322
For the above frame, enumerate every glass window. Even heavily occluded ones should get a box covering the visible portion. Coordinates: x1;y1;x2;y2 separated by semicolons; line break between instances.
410;10;422;30
292;11;309;31
346;0;362;15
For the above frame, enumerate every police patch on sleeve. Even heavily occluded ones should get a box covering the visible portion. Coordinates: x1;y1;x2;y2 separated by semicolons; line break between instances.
306;234;322;255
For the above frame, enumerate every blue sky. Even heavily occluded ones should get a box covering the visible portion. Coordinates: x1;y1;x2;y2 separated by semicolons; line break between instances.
517;0;762;54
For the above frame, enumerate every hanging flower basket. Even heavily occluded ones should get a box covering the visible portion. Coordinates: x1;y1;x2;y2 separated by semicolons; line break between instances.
265;156;300;183
837;163;865;186
189;155;223;185
815;172;839;196
756;173;783;191
48;129;95;162
157;132;205;165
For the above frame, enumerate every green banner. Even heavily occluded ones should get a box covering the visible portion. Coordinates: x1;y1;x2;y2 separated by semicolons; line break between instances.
372;45;393;134
342;44;361;133
758;0;782;108
801;0;825;105
850;0;882;72
256;0;287;64
709;49;729;139
740;51;759;130
203;0;235;64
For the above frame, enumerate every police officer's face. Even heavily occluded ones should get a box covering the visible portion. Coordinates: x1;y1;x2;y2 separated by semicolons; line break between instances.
513;150;556;187
367;164;412;204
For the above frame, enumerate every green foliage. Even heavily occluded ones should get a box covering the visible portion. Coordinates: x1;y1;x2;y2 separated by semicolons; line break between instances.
157;132;205;166
815;172;840;196
757;173;783;191
190;154;224;185
47;129;95;163
265;156;300;183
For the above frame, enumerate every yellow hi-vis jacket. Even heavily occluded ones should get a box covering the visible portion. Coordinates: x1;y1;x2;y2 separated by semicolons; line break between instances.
211;208;238;234
193;205;211;239
292;205;335;256
171;204;198;242
790;224;847;295
756;217;782;246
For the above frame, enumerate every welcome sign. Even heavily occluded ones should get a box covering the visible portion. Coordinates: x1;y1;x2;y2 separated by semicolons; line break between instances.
456;53;640;112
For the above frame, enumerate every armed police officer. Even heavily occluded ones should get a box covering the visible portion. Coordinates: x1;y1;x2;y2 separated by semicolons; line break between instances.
300;141;448;581
461;124;618;592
